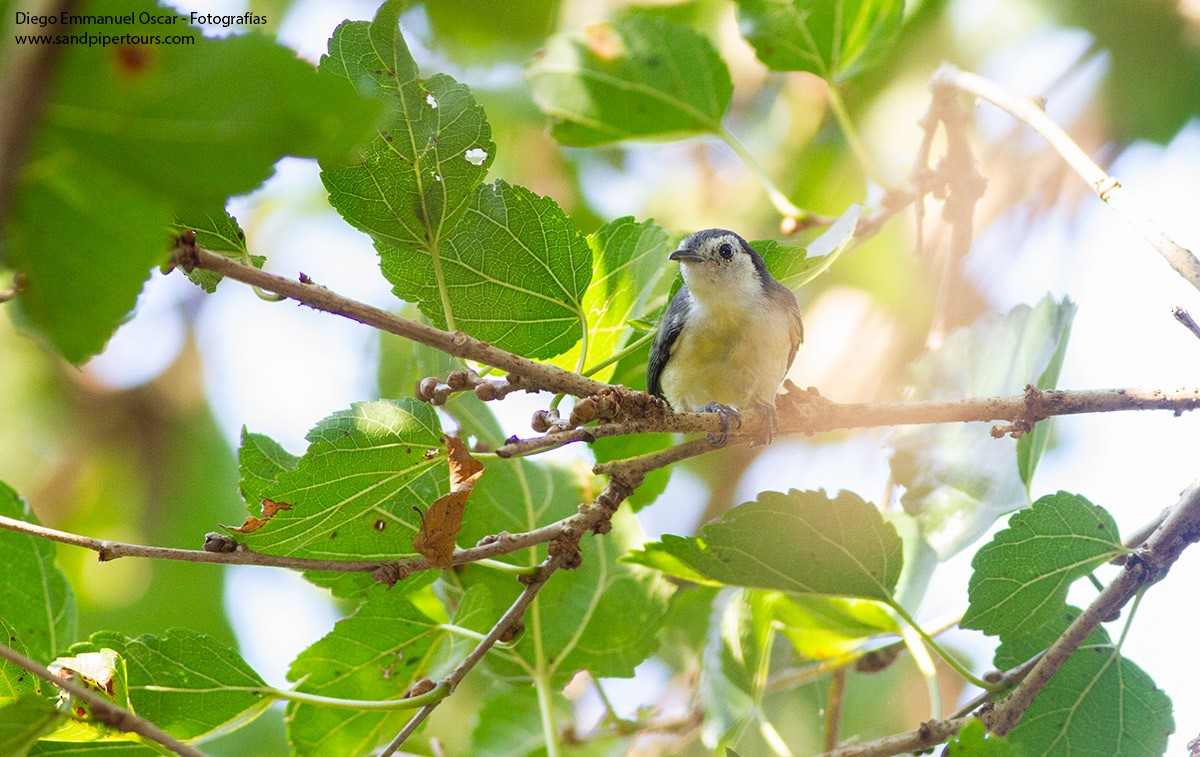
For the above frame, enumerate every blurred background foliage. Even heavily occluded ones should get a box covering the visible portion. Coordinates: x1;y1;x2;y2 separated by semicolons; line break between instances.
2;0;1200;753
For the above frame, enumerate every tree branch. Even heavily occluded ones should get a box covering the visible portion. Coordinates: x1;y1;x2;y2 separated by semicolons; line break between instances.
931;63;1200;293
173;243;613;400
503;385;1200;458
379;553;565;754
0;641;206;757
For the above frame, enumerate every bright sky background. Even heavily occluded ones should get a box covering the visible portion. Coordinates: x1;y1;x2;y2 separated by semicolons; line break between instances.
85;0;1200;751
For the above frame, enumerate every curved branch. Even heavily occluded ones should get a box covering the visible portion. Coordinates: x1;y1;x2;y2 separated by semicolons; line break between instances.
931;63;1200;293
0;641;206;757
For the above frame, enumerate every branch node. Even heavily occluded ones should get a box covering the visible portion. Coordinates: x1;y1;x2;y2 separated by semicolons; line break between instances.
372;562;411;587
1094;176;1121;201
203;532;239;553
172;230;199;273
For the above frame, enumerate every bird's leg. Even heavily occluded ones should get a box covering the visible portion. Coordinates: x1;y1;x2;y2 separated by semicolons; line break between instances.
749;401;779;446
701;402;742;445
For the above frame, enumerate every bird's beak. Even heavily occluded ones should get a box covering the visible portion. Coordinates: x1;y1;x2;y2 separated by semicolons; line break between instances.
669;248;703;263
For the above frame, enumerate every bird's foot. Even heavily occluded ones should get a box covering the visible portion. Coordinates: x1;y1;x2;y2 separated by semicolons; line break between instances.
702;403;742;445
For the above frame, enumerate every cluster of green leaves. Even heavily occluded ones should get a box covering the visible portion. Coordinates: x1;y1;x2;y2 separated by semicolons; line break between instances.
961;492;1174;754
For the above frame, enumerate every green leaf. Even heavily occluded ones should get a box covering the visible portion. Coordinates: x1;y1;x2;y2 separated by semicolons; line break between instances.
5;156;171;364
756;204;860;290
733;0;905;82
237;429;300;510
1007;642;1173;756
379;180;593;359
67;630;271;742
0;482;77;698
891;296;1077;559
285;583;454;756
43;0;379;208
527;14;733;146
771;595;899;659
5;0;378;363
231;400;445;563
467;685;545;757
962;493;1123;639
625;489;903;602
699;589;771;747
943;719;1014;756
168;211;261;294
319;0;494;264
551;217;673;378
992;605;1106;671
0;695;63;756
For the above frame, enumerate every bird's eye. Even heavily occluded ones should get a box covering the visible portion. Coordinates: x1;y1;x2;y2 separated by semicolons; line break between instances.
718;242;734;260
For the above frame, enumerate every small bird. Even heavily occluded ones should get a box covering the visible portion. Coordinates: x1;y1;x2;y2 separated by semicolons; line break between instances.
647;229;803;444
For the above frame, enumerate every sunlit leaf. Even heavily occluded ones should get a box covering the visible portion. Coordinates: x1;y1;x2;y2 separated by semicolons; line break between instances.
551;217;673;378
771;594;899;659
527;14;732;146
756;204;860;290
625;489;903;602
733;0;904;82
379;180;593;360
67;630;271;742
962;492;1123;638
0;695;63;756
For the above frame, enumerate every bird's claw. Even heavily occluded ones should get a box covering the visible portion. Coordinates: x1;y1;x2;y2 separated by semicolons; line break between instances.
703;403;741;445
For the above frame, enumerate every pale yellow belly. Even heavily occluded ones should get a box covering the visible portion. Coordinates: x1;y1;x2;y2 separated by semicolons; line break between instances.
660;313;793;412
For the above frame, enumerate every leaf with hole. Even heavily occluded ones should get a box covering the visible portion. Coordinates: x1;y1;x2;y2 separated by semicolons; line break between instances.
319;0;493;258
229;400;445;597
66;630;271;742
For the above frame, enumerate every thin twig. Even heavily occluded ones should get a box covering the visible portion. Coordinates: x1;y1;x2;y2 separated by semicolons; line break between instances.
379;554;565;755
931;63;1200;293
176;244;612;400
0;641;207;757
1172;307;1200;342
823;667;847;751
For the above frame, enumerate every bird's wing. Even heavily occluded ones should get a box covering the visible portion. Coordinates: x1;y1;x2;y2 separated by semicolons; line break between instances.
647;287;691;399
784;290;804;368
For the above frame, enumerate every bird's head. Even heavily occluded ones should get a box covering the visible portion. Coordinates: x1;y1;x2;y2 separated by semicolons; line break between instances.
669;229;770;299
